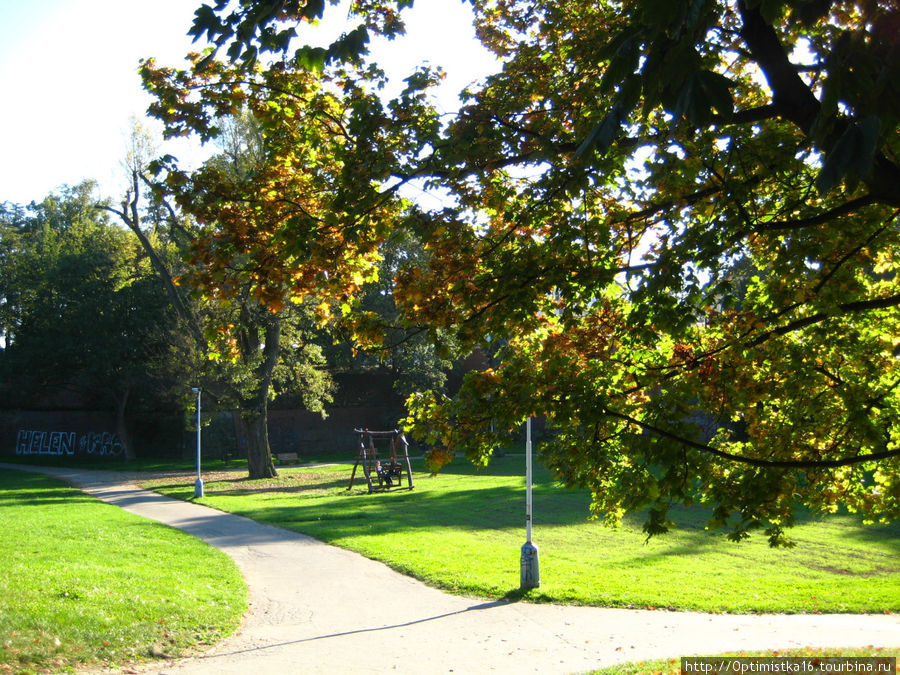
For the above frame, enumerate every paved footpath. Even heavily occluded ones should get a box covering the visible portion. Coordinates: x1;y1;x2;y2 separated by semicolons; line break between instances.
5;464;898;674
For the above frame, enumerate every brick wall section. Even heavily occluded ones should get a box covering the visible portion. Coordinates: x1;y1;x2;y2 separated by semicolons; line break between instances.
1;410;119;458
0;405;409;461
0;363;484;461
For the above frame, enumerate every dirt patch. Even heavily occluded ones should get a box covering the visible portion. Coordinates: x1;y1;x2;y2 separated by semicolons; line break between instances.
139;467;347;494
805;563;899;577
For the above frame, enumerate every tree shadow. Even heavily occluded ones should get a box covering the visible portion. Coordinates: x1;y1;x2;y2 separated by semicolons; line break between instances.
211;482;593;538
0;468;98;507
0;491;98;508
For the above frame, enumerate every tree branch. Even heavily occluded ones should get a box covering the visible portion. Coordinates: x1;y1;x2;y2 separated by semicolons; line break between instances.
711;104;779;126
603;408;900;469
746;293;900;348
738;1;820;132
750;195;878;232
737;1;900;206
98;170;205;348
812;215;894;294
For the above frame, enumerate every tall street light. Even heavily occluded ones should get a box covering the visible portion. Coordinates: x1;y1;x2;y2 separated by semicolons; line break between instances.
520;416;540;589
191;387;204;498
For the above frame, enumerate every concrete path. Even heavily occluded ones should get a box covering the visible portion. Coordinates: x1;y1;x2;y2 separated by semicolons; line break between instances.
5;464;898;674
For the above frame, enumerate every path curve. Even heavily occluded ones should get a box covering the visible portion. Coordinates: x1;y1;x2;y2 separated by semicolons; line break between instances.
6;464;898;674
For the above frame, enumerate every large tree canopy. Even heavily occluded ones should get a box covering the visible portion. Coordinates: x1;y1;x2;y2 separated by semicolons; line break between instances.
0;183;178;459
179;0;899;543
134;64;359;477
139;48;443;476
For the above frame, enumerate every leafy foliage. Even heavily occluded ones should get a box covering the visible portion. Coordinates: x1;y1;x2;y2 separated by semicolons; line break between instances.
175;0;900;542
0;183;177;458
327;227;463;402
139;53;434;476
187;0;412;67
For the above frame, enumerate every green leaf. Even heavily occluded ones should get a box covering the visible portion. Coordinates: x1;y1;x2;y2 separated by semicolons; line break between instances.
300;0;326;21
575;102;625;158
294;45;328;71
674;72;709;126
816;116;881;194
638;0;681;31
226;40;244;62
848;115;880;178
328;26;370;63
189;5;220;43
696;70;733;116
671;70;733;126
599;32;640;96
759;0;787;23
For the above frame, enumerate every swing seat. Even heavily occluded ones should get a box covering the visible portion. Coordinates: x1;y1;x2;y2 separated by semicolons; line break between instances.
348;429;415;493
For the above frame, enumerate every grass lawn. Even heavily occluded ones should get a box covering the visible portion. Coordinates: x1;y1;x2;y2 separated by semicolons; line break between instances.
0;469;247;674
143;456;900;614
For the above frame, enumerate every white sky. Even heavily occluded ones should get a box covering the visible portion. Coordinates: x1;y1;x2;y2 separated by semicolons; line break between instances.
0;0;499;206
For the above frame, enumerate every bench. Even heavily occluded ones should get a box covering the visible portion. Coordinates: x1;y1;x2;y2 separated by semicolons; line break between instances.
276;452;300;464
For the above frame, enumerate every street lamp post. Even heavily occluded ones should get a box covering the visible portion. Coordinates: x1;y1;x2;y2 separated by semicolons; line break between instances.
520;417;540;589
192;387;204;498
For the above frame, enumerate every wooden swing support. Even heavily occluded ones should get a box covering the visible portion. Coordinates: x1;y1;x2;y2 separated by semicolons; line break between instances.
348;428;414;493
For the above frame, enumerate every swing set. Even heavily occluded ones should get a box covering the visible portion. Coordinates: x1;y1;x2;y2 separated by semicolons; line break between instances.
348;428;414;493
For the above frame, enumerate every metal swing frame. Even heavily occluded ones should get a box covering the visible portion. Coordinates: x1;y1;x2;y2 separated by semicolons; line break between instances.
348;428;414;493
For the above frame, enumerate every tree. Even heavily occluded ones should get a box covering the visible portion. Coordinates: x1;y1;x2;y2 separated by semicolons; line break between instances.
181;0;899;542
106;112;340;479
138;54;409;476
198;112;336;480
0;182;177;459
329;227;462;402
0;201;27;350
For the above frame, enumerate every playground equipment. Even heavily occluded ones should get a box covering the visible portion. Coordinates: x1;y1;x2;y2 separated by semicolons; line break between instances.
348;429;414;493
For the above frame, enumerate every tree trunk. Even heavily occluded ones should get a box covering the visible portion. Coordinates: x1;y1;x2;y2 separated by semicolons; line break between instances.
243;405;277;479
115;387;136;461
239;313;282;479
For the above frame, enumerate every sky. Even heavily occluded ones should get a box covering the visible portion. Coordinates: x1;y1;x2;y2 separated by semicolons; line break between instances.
0;0;499;206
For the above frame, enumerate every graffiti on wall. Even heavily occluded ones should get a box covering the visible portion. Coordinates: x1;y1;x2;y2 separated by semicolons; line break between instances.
15;430;124;457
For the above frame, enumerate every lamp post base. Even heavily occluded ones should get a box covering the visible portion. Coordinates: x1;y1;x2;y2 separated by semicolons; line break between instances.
194;478;204;499
520;541;540;589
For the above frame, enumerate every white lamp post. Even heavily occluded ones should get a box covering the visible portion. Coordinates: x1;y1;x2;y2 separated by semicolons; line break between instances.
520;416;540;589
191;387;204;498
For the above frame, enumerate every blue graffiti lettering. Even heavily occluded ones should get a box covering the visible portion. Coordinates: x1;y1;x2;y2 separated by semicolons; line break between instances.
16;430;31;454
58;432;75;455
29;431;44;454
16;430;115;457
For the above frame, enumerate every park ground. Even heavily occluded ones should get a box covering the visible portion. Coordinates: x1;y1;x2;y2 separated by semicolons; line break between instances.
1;458;898;674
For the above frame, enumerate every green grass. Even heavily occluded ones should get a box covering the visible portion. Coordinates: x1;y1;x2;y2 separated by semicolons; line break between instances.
0;469;247;674
143;456;900;614
1;454;248;473
588;647;899;674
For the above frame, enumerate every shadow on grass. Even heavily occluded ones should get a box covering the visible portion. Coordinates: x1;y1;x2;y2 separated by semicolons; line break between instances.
431;457;900;552
500;587;536;603
434;457;532;478
30;455;891;571
188;463;900;559
0;492;98;508
0;470;98;507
